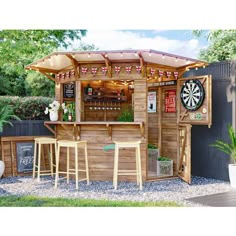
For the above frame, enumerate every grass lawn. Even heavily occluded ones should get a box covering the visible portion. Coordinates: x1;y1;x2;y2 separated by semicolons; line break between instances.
0;195;182;207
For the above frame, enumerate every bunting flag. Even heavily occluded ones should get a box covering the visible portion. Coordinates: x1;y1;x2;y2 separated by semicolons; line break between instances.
125;66;132;74
70;70;75;77
159;70;164;78
136;66;142;73
65;71;70;78
115;66;121;75
61;73;65;79
81;67;88;75
166;71;172;79
174;71;179;79
91;67;98;76
102;67;108;75
150;68;155;76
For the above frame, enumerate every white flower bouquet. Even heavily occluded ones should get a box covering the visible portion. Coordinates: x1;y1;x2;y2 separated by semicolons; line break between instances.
44;100;64;114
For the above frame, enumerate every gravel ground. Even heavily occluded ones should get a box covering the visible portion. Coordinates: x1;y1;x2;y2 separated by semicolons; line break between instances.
0;176;232;206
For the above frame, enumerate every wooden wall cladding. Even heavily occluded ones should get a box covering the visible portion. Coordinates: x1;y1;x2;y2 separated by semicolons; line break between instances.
147;85;178;176
1;136;53;177
56;124;146;181
177;75;212;127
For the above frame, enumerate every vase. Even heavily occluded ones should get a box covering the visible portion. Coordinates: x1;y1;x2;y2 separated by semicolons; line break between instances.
49;111;58;121
0;160;5;178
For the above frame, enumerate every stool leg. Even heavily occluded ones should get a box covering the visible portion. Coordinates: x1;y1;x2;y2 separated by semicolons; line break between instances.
135;147;139;185
37;142;41;182
113;144;119;190
33;142;37;179
75;145;79;190
54;142;57;175
55;145;60;189
84;142;89;185
67;147;70;184
50;144;53;177
137;144;142;190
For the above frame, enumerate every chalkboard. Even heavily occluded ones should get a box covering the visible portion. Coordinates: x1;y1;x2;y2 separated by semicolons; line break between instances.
63;82;75;98
16;142;34;173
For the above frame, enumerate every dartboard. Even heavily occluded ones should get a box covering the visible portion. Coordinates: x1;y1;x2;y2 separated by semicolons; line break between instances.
180;79;205;111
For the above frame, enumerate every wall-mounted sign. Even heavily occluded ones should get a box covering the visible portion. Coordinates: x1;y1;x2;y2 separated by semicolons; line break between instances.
147;80;177;87
165;90;176;113
148;91;156;113
16;142;34;173
63;82;75;98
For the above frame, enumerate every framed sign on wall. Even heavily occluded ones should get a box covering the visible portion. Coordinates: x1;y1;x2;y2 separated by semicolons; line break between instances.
165;89;176;113
148;91;156;113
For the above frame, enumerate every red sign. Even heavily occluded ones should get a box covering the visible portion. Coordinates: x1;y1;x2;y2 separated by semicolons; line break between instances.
165;90;176;113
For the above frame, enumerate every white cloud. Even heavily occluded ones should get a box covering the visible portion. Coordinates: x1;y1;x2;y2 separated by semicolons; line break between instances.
79;30;205;58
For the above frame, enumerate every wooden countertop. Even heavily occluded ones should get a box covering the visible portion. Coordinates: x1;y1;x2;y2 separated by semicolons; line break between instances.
44;121;144;140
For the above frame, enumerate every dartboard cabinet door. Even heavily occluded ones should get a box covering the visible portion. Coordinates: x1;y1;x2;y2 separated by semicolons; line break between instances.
176;75;212;184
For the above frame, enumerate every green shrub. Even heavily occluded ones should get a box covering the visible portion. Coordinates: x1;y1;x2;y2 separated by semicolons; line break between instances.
148;143;158;149
0;96;53;120
158;156;171;161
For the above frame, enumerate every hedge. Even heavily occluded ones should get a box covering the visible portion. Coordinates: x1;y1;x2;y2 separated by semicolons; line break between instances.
0;96;53;120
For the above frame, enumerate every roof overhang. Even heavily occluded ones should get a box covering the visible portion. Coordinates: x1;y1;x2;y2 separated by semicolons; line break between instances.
25;49;208;73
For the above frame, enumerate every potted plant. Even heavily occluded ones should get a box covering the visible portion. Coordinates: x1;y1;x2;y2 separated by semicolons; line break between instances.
117;107;134;122
148;144;158;173
211;124;236;188
157;156;173;176
0;104;21;178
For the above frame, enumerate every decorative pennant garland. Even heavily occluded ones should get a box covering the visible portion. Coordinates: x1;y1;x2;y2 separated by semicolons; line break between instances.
136;66;142;74
56;74;60;80
159;70;164;79
174;71;179;79
150;68;155;76
61;73;65;79
81;67;88;75
125;66;132;74
91;67;98;76
65;71;70;78
115;66;121;75
102;67;108;75
70;70;75;77
166;71;172;79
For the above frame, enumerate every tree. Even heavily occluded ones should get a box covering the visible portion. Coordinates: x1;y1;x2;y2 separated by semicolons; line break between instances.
0;30;87;96
193;30;236;62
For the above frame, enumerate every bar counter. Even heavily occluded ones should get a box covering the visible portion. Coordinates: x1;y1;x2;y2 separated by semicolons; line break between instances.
44;121;147;181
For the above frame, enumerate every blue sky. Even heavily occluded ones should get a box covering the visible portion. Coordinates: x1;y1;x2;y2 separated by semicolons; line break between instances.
78;30;209;59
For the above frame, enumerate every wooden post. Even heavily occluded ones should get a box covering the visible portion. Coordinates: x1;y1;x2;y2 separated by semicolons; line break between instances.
76;81;81;122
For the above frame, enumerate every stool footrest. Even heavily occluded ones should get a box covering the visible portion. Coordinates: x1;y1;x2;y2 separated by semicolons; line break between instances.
118;173;138;176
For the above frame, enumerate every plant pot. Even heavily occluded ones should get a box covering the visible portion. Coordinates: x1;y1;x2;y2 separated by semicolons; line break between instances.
49;111;58;121
0;160;5;178
228;164;236;188
157;160;173;176
148;149;158;173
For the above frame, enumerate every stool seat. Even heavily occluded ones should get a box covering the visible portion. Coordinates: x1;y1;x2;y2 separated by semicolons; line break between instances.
113;141;142;190
55;140;89;190
33;137;57;182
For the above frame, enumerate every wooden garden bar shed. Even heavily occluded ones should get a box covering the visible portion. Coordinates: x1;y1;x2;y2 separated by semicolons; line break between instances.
26;49;212;184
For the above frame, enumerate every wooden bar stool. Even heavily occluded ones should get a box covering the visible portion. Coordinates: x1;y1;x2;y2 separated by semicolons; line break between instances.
55;140;89;190
33;137;57;182
113;141;142;190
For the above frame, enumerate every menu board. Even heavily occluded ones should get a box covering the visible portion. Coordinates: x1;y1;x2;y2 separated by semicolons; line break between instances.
165;89;176;113
63;82;75;98
16;142;34;173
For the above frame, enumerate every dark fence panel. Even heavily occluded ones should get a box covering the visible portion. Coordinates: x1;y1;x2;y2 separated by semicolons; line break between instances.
184;60;234;181
0;120;52;137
